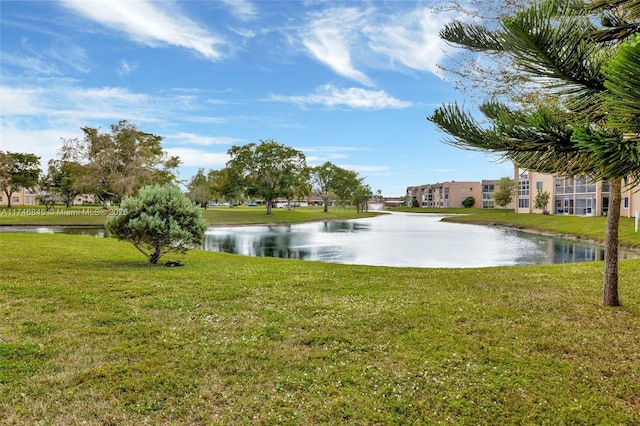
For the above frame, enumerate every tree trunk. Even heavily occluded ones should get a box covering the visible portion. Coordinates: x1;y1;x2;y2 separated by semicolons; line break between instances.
149;248;161;264
4;189;12;208
603;178;621;307
266;199;273;215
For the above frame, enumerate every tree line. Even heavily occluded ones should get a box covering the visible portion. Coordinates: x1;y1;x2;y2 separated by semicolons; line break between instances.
187;140;372;215
0;121;374;215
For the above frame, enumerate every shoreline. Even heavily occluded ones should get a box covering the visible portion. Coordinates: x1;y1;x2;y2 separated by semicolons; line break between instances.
453;219;640;255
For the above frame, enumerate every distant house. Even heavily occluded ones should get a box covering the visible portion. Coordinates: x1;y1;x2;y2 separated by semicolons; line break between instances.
73;194;96;205
0;187;38;207
0;185;99;207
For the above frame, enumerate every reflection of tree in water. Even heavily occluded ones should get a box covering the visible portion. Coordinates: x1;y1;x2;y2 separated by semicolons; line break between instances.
200;219;639;266
255;234;311;260
321;221;370;233
202;235;237;252
218;235;238;253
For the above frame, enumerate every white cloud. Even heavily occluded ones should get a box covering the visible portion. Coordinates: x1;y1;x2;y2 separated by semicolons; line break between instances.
303;146;366;164
0;84;190;124
169;133;244;147
271;84;412;110
44;42;92;74
299;5;455;83
219;0;257;21
301;7;373;86
1;51;61;76
118;60;138;76
364;7;451;75
165;148;228;168
0;87;48;115
339;164;390;174
60;0;225;60
0;122;78;170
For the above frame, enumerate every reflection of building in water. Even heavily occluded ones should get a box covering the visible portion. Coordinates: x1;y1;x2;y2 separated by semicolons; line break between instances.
514;167;639;218
526;236;636;264
548;240;604;264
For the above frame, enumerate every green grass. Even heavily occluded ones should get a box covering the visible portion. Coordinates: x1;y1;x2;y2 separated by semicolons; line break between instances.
1;233;639;424
444;211;640;252
394;207;640;252
200;205;381;225
0;205;379;227
0;206;111;226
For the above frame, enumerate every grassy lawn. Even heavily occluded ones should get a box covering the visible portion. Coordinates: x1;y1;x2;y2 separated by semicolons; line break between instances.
1;232;639;424
200;205;381;225
0;205;380;227
395;207;640;252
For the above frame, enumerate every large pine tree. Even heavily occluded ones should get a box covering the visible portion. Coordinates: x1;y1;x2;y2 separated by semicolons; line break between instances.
428;0;640;306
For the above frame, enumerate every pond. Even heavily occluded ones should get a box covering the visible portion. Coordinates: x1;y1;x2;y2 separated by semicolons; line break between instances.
202;212;636;268
4;212;635;268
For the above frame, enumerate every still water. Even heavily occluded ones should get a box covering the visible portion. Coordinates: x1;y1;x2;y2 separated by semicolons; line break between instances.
5;212;634;268
203;212;633;268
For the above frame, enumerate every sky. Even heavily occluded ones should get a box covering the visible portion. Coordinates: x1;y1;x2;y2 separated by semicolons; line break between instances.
0;0;514;197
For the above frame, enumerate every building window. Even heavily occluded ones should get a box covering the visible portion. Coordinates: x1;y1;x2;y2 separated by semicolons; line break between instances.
536;181;543;191
518;198;529;208
555;177;575;194
12;197;19;203
624;197;629;209
518;180;530;196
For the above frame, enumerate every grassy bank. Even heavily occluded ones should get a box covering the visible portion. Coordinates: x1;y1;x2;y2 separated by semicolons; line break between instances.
0;205;379;227
1;233;639;424
395;207;640;252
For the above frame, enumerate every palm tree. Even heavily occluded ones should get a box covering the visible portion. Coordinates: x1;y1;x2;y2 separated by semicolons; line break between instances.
428;0;640;306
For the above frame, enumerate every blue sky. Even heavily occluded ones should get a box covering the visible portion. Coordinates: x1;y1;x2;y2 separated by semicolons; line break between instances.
0;0;513;197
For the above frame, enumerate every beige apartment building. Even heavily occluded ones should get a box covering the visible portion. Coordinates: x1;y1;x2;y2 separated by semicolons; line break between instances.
0;187;38;207
406;181;482;208
515;168;640;218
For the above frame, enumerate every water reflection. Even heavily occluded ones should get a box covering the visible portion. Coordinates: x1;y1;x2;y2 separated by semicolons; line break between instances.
203;212;637;268
2;212;636;268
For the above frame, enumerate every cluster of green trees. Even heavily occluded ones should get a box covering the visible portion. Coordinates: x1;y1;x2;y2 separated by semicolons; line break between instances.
55;120;180;209
1;121;180;210
187;139;373;215
0;151;41;208
2;124;373;215
429;0;640;306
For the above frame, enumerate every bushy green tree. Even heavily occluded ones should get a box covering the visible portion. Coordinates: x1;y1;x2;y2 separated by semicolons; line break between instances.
106;184;208;264
226;140;307;215
353;183;372;213
462;196;475;208
310;162;341;213
0;151;41;208
534;188;551;214
493;177;517;213
61;120;180;207
187;168;213;208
